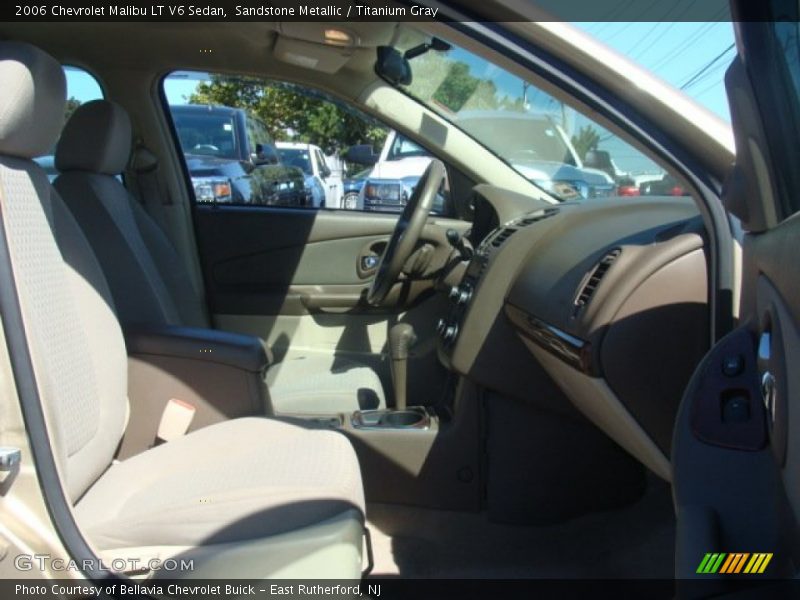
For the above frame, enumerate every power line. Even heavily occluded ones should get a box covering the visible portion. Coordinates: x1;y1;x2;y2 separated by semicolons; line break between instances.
682;58;731;91
649;15;727;72
631;0;697;62
591;0;638;38
649;22;716;71
680;42;736;90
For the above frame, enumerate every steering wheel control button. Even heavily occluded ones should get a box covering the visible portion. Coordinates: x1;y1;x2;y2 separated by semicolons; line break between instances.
442;324;459;344
448;284;472;306
721;354;744;377
436;318;447;335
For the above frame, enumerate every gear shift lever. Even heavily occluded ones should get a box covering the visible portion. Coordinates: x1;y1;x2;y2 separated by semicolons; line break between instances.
388;323;416;410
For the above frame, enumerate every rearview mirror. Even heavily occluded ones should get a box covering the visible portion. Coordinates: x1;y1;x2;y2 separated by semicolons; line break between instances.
344;145;379;166
375;46;412;86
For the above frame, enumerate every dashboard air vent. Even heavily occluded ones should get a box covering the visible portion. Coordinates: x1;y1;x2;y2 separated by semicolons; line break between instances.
490;227;517;247
574;249;621;310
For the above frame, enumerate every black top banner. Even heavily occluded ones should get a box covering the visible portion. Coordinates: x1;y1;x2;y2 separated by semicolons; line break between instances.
4;0;742;23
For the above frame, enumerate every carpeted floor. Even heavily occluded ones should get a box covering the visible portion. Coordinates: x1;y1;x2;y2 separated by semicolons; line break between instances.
365;476;675;578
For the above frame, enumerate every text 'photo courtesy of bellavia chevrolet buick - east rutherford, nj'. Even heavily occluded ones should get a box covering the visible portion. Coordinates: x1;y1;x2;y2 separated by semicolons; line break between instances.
1;0;799;598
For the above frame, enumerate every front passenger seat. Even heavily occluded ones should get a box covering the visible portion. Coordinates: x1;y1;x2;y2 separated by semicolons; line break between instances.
53;100;385;415
0;40;365;579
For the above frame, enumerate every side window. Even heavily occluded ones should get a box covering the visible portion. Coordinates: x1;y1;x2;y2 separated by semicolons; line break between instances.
35;66;104;179
766;18;800;218
162;71;453;215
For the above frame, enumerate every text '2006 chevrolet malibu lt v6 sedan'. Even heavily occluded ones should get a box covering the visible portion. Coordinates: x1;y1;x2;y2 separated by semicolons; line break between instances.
0;0;799;597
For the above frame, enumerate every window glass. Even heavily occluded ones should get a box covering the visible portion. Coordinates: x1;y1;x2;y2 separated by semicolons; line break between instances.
401;34;686;201
35;66;104;179
173;109;238;160
277;147;312;175
163;71;452;214
771;18;800;217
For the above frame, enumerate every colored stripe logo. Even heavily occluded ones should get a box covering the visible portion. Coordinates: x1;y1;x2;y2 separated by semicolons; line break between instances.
696;553;773;574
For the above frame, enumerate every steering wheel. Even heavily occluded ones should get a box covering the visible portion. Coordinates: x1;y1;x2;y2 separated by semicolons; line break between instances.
367;159;446;306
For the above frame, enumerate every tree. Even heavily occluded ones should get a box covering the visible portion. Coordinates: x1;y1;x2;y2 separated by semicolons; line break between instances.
65;97;82;122
189;77;387;155
571;125;601;161
405;52;500;114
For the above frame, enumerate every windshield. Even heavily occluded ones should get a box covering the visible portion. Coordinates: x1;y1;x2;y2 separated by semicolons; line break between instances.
277;148;312;174
400;36;669;201
173;111;238;160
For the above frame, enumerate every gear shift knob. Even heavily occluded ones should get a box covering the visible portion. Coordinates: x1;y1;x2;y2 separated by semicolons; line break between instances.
389;323;417;361
388;323;416;410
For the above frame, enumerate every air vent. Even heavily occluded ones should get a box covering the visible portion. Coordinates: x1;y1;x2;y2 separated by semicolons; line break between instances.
574;249;621;310
513;207;559;227
490;227;517;247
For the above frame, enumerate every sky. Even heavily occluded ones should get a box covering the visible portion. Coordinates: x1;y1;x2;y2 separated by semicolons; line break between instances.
575;21;735;122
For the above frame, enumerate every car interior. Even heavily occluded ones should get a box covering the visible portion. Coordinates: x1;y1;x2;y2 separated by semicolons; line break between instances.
0;4;799;587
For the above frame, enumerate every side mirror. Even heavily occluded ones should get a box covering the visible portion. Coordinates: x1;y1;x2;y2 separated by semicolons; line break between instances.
584;149;612;170
344;145;379;166
253;143;277;165
375;46;412;86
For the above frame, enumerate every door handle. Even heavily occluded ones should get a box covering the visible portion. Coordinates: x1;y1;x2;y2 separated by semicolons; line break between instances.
361;255;379;271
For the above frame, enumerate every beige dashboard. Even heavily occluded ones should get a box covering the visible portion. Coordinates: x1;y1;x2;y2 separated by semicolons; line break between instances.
437;185;710;479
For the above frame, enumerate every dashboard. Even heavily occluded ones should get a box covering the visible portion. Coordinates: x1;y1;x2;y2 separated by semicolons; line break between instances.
438;185;710;479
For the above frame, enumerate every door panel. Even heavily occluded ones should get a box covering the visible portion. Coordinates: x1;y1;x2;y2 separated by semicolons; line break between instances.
194;205;466;381
672;2;800;582
194;204;467;315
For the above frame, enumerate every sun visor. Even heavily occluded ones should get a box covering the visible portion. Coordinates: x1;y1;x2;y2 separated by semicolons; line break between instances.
273;35;353;73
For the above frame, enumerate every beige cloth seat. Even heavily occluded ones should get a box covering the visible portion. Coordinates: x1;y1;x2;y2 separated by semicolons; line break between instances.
53;100;384;415
0;41;364;578
75;417;364;549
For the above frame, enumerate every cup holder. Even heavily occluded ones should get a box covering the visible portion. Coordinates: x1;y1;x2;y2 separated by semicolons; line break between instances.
352;407;430;430
380;410;425;427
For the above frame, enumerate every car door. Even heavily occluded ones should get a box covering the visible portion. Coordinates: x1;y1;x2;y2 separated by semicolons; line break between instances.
672;0;800;586
316;148;342;207
162;73;470;382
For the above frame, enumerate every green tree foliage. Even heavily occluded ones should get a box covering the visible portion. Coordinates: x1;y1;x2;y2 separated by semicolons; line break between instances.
432;62;481;112
65;97;82;122
189;77;387;155
570;125;601;161
407;52;500;114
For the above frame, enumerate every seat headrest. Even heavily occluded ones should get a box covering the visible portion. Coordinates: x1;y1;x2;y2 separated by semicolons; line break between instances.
0;41;66;159
56;99;132;175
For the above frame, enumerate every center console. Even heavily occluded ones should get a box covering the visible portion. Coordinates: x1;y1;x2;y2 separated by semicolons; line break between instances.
121;324;272;458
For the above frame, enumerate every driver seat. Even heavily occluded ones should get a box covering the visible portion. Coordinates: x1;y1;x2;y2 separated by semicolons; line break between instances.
53;100;385;414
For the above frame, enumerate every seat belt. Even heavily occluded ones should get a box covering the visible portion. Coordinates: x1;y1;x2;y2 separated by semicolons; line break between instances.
128;141;172;234
156;398;196;443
